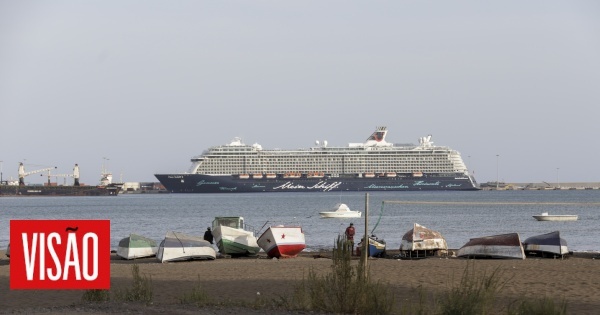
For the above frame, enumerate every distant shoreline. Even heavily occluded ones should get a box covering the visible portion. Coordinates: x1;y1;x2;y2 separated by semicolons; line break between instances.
479;182;600;190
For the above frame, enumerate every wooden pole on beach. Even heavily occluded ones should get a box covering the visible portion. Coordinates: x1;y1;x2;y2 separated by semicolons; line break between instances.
363;193;369;274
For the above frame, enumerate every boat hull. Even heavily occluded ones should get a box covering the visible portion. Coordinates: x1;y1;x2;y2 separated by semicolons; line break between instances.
257;226;306;258
157;232;216;262
357;238;386;257
117;234;158;260
523;231;569;257
533;215;578;221
213;225;260;256
155;174;479;193
0;184;122;196
319;212;361;218
457;233;525;260
399;223;448;256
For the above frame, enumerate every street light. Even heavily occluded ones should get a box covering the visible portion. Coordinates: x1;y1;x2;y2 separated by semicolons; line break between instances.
496;154;500;190
556;168;560;189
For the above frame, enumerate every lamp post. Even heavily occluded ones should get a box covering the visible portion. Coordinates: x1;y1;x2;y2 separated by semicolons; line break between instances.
0;160;3;184
496;154;500;190
556;168;560;189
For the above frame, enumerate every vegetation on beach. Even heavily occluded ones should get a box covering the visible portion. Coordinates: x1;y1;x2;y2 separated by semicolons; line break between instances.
401;262;568;315
284;235;395;314
81;256;569;314
82;264;154;304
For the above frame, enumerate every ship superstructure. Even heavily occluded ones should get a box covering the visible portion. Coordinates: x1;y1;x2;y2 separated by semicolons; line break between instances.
155;127;479;193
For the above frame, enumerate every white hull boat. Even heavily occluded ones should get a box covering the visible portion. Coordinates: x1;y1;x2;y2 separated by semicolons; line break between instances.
533;212;578;221
257;225;306;258
212;217;260;256
117;234;158;260
319;203;361;218
157;231;216;262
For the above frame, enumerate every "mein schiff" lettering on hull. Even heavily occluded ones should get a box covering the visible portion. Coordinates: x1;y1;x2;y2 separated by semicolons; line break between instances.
273;181;342;191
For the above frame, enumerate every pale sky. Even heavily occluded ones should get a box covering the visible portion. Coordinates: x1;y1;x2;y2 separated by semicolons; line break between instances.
1;1;599;185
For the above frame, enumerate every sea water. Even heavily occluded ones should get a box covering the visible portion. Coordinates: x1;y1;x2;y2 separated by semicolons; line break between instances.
1;190;599;252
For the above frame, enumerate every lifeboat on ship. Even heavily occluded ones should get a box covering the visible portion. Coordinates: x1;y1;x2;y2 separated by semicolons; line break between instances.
364;173;375;178
265;173;277;179
239;174;250;179
252;174;263;179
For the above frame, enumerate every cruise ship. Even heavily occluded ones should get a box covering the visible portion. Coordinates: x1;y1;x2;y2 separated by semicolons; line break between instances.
154;127;479;193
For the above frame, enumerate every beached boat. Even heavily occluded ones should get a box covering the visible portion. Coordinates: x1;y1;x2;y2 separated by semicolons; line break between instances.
399;223;448;257
319;203;362;218
357;235;386;257
523;231;569;258
457;233;525;259
212;217;260;256
257;225;306;258
117;234;158;260
157;231;216;262
533;212;578;221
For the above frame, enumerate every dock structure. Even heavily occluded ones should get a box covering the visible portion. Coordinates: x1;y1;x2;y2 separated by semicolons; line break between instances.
480;182;600;190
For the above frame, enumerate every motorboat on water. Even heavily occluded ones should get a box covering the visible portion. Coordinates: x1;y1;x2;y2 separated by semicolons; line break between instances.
257;225;306;258
319;203;362;218
212;217;260;256
533;212;578;221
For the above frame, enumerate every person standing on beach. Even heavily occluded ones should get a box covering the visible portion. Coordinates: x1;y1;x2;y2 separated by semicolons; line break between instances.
345;223;356;255
204;227;214;244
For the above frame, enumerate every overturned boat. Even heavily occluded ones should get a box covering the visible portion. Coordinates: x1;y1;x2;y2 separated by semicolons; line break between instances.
523;231;569;258
257;225;306;258
457;233;525;260
157;231;216;262
399;223;448;258
117;234;158;260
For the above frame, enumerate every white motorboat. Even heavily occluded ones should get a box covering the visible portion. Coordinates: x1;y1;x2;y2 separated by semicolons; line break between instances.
319;203;362;218
533;212;578;221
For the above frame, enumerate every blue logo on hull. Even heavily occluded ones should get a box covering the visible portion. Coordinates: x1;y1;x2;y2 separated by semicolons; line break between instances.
196;180;220;186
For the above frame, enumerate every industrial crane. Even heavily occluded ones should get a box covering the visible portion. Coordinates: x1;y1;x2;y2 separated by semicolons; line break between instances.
18;162;57;186
45;164;81;186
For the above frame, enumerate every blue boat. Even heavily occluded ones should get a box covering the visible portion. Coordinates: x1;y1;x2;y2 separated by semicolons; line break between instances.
357;235;386;257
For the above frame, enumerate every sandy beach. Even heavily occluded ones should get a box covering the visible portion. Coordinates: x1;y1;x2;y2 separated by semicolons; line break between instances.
1;250;600;314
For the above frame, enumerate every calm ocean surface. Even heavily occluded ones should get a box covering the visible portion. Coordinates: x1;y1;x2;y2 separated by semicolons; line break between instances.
1;190;599;252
